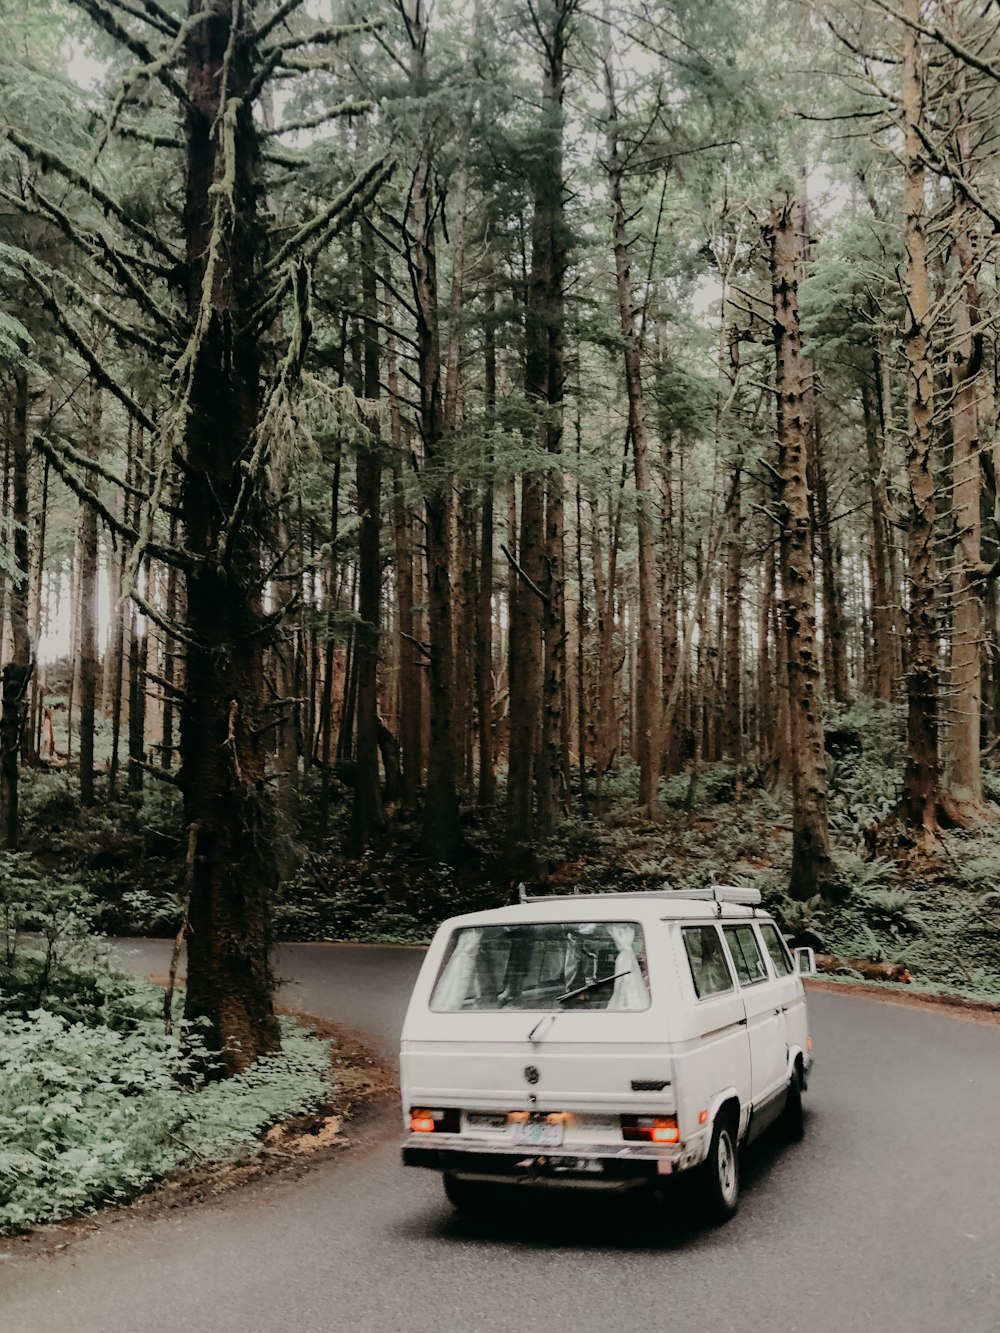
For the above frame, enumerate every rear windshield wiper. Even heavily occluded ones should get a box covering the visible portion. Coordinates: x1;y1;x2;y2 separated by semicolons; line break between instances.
556;971;629;1005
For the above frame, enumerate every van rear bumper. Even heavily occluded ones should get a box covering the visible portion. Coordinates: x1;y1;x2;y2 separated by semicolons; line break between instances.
402;1134;689;1181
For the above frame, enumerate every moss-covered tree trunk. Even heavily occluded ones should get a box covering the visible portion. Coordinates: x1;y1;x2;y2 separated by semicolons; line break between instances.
179;0;280;1073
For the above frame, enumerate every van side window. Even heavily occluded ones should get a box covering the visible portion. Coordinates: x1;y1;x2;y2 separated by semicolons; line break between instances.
723;925;769;986
682;926;734;999
758;923;794;976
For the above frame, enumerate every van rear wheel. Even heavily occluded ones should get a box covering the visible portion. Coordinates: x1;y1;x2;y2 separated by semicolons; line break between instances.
700;1113;740;1224
780;1064;805;1142
443;1172;491;1216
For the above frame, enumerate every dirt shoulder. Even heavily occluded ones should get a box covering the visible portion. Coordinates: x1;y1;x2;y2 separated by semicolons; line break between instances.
3;1007;398;1262
806;976;1000;1027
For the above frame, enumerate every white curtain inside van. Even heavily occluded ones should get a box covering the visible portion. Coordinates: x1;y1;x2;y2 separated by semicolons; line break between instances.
433;929;483;1009
607;924;647;1010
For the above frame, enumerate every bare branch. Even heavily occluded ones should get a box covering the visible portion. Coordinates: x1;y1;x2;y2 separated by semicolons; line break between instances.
24;270;158;432
869;0;1000;82
128;755;182;786
254;0;309;44
500;543;549;602
33;435;197;572
102;0;179;37
65;0;193;108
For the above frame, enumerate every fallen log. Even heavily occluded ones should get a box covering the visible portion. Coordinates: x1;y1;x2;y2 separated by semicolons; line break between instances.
816;953;912;984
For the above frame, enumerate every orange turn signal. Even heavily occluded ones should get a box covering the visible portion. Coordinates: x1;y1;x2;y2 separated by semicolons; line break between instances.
698;1109;709;1125
807;1036;813;1052
409;1107;460;1134
651;1124;680;1144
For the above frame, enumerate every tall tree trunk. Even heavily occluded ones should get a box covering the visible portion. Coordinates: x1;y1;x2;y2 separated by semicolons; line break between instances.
944;82;984;813
797;173;849;707
812;415;849;704
476;297;497;807
901;2;942;834
407;0;464;861
0;368;32;848
862;383;896;702
768;197;830;898
161;512;180;769
507;473;545;844
387;305;422;811
318;440;343;837
523;0;574;840
78;374;101;806
722;333;743;762
179;0;280;1072
349;219;388;850
603;25;661;814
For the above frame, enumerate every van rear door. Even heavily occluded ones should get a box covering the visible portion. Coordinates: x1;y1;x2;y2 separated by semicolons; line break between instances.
722;924;786;1112
672;924;751;1134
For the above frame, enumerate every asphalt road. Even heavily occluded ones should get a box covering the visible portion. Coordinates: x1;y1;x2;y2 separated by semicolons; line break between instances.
3;941;1000;1333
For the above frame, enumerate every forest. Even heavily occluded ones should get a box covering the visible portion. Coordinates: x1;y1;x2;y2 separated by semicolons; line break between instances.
2;0;1000;1110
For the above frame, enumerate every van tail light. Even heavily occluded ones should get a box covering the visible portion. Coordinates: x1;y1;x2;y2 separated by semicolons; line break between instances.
621;1115;679;1144
410;1108;461;1134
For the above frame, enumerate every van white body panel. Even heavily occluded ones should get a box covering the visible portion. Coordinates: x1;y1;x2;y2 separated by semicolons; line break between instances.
400;893;813;1194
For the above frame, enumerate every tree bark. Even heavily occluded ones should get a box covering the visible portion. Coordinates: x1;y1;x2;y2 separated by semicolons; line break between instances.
901;2;942;834
349;218;388;851
387;302;422;811
475;296;497;807
78;374;101;806
603;27;661;813
406;0;465;861
862;383;896;702
943;78;984;812
179;0;281;1072
768;197;830;898
0;368;32;848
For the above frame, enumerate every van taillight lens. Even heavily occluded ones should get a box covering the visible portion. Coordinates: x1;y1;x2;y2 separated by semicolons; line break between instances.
621;1115;679;1144
410;1108;460;1134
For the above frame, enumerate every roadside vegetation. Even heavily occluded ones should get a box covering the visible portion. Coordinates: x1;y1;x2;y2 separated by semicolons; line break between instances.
0;899;334;1233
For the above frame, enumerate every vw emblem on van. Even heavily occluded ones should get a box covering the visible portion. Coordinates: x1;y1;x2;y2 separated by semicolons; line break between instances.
523;1065;540;1085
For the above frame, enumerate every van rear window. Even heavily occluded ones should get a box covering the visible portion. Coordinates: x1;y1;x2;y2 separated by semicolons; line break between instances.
430;922;649;1012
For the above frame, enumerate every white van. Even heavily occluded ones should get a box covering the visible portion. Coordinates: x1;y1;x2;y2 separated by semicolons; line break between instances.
400;887;815;1223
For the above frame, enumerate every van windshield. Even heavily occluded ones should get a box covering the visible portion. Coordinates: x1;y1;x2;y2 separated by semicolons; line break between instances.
430;922;649;1012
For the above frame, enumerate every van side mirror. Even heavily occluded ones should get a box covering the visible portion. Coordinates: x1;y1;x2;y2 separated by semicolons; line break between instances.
794;947;817;977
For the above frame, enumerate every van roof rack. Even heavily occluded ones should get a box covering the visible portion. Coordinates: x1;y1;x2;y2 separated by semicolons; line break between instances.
516;883;761;908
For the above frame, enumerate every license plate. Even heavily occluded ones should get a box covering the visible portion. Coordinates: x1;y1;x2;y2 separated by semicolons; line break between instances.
511;1117;564;1148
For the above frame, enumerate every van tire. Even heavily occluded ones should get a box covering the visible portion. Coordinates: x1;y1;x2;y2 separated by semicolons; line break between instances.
443;1172;491;1216
780;1064;805;1142
700;1113;740;1224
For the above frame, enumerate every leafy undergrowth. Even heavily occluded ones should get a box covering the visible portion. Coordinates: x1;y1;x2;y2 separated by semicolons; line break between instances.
15;700;1000;1002
0;941;333;1234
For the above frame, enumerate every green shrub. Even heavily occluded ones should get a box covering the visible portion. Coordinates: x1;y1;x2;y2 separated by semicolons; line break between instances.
0;977;332;1233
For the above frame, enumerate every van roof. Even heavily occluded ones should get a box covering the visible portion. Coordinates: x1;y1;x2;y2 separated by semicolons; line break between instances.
441;891;769;930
